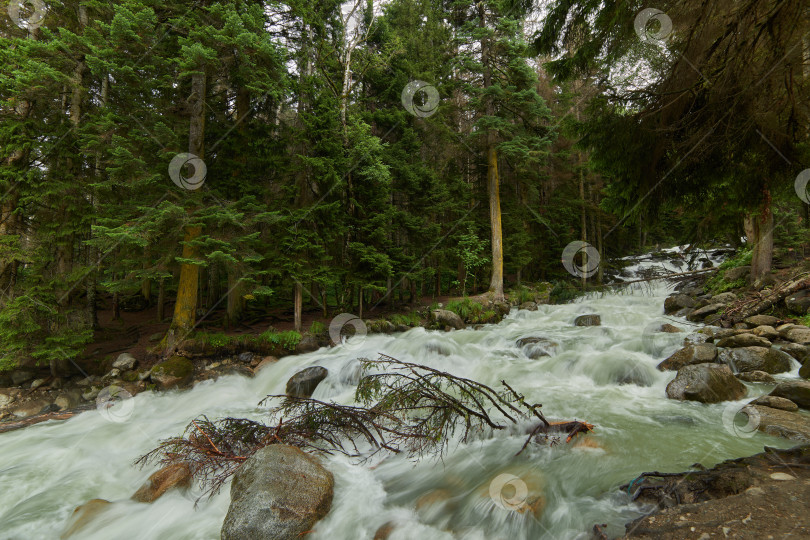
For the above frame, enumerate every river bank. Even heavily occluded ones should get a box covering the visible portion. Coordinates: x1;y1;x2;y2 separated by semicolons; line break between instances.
2;246;810;539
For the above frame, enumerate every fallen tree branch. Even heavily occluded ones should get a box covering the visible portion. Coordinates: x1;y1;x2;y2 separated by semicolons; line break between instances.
719;273;810;325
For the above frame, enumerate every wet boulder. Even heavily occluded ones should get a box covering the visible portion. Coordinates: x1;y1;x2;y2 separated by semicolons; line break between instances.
516;337;559;359
132;463;192;503
736;370;775;384
657;344;717;371
664;294;695;314
715;333;771;348
780;326;810;345
687;304;725;322
430;309;465;330
221;445;334;540
711;292;737;304
769;380;810;410
776;343;809;362
659;323;682;333
519;301;538;311
60;499;111;539
719;347;793;374
574;314;601;326
743;405;810;443
150;356;194;389
666;363;747;403
750;395;799;412
286;366;328;398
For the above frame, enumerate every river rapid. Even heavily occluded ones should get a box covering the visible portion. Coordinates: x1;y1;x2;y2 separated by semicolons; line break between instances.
0;250;797;539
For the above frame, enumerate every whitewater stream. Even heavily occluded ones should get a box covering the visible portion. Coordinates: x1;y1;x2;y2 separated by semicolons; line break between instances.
0;251;799;539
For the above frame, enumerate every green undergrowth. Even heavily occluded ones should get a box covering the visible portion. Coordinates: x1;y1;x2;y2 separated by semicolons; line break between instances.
706;247;752;294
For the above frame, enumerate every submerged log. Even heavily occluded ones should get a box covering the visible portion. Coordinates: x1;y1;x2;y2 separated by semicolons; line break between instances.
0;404;94;434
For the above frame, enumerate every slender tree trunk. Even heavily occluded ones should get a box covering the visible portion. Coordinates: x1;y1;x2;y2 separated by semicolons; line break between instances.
157;278;166;321
294;281;303;332
168;67;206;347
579;164;587;290
227;268;244;325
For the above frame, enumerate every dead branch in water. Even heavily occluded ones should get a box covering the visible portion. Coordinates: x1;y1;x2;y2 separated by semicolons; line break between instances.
138;354;594;500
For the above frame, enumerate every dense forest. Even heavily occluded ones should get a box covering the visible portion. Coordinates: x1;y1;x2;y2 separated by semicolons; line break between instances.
0;0;808;371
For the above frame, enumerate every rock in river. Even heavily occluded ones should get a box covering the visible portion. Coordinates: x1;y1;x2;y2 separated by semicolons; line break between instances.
574;314;601;326
430;309;465;330
769;380;810;410
286;366;328;398
150;356;194;389
666;363;747;403
718;346;793;374
221;445;334;540
657;344;717;371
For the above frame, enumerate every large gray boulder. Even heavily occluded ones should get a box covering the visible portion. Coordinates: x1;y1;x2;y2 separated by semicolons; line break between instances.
286;366;328;398
666;363;747;403
781;326;810;345
769;380;810;410
719;347;793;374
430;309;465;330
657;344;717;371
221;445;334;540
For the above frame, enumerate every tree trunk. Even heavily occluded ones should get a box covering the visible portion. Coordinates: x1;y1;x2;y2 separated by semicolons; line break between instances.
750;190;774;280
157;278;166;321
168;67;206;343
227;268;243;325
579;163;587;290
479;4;504;301
294;281;303;332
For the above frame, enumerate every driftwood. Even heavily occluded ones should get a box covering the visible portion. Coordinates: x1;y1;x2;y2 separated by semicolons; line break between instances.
613;268;715;286
719;273;810;326
0;404;94;434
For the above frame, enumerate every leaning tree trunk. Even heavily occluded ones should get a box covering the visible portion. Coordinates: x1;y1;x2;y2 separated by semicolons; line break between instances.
294;281;303;332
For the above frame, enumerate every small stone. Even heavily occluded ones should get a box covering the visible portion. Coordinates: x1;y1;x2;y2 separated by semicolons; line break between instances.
574;314;601;326
112;353;137;371
769;472;795;481
745;487;764;496
30;378;46;390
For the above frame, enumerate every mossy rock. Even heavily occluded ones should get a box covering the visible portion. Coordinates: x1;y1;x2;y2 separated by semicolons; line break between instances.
122;371;140;383
150;356;194;389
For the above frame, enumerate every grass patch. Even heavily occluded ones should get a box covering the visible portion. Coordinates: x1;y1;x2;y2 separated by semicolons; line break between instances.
389;311;422;327
258;330;302;350
309;321;326;335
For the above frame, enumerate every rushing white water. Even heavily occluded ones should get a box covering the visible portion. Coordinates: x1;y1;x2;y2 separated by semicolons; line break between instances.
0;269;799;539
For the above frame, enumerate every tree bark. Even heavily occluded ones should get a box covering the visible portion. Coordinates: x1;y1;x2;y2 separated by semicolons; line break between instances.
750;188;773;280
480;4;504;301
294;281;303;332
169;67;206;343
